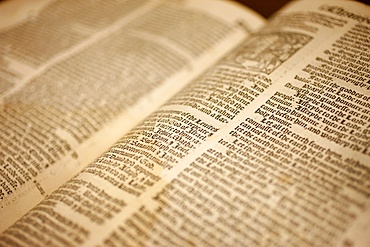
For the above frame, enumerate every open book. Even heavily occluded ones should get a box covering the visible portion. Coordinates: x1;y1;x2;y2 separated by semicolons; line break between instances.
1;0;369;245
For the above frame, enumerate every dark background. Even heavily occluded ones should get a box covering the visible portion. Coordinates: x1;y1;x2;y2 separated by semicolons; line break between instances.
235;0;290;18
235;0;369;18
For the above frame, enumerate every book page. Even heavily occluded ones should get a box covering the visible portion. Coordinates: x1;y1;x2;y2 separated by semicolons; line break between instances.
0;0;265;231
1;0;369;246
